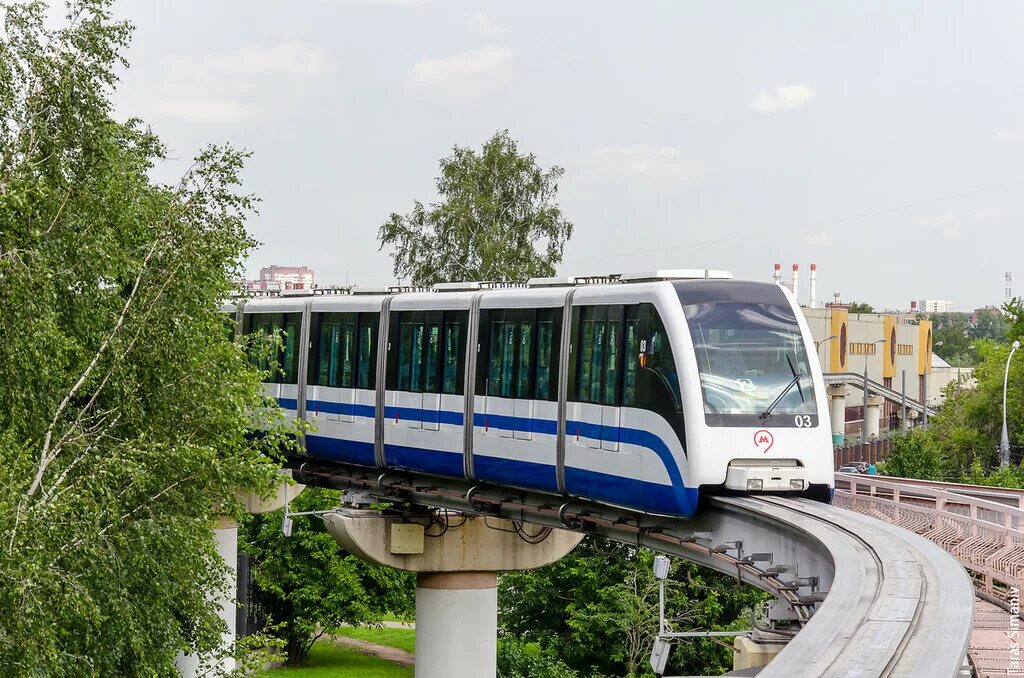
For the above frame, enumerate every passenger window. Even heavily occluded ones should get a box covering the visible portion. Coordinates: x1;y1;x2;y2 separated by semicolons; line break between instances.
247;313;301;384
623;320;639;406
443;322;460;394
516;322;534;398
424;323;441;393
604;319;619;406
535;320;553;400
409;323;425;391
356;318;376;389
398;322;414;390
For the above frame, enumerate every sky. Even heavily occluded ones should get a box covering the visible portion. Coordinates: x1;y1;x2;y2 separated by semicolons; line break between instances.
109;0;1024;312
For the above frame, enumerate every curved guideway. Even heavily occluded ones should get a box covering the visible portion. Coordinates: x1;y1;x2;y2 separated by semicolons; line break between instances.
296;462;975;677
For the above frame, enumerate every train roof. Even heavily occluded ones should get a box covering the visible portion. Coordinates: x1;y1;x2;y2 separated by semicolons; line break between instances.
229;269;744;312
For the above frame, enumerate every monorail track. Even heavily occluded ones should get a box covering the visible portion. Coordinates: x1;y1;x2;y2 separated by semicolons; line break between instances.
293;460;974;677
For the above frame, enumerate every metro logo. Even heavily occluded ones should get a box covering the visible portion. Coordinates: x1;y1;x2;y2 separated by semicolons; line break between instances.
753;429;774;453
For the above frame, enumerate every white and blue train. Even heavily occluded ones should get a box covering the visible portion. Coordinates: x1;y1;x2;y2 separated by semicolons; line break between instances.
231;270;834;518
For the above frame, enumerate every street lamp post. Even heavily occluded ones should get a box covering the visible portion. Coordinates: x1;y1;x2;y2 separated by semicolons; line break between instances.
1000;340;1021;467
816;334;838;371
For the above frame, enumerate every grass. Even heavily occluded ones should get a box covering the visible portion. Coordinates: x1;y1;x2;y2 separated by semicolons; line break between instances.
258;641;413;678
335;626;416;654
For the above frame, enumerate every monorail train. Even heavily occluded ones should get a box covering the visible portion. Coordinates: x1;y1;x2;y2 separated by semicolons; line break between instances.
230;270;834;518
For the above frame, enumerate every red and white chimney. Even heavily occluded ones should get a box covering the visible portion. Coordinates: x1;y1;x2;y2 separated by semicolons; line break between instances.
773;263;782;285
791;264;799;302
809;263;817;309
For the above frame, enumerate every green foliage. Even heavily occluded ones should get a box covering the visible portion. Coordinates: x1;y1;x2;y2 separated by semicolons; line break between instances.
256;640;413;678
499;538;767;677
962;460;1024;488
241;489;415;664
848;302;874;313
497;638;579;678
378;130;573;286
878;429;944;480
1005;297;1024;344
0;1;293;674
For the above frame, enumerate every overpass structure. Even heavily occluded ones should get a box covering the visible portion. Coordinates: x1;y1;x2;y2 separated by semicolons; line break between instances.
295;460;977;677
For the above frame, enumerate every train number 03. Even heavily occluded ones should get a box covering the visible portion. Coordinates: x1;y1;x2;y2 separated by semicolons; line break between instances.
794;415;813;428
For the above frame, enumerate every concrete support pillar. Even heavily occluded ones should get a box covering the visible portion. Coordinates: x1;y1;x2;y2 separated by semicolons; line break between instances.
176;517;237;678
416;572;498;677
827;384;850;446
325;509;583;678
865;395;884;439
733;634;788;671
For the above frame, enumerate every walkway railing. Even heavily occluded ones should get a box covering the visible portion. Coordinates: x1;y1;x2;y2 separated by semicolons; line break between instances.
834;473;1024;609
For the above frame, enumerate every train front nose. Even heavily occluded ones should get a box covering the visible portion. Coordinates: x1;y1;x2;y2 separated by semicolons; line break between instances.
724;459;808;492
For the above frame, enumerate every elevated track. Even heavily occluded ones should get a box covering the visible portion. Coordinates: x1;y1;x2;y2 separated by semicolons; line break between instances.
294;460;975;677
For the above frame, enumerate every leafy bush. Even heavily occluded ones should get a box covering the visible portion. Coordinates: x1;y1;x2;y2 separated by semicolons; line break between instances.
498;638;579;678
878;429;944;480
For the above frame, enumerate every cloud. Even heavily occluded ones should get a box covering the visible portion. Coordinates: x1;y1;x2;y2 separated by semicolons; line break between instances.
164;41;334;83
806;232;834;247
408;45;513;95
916;212;960;240
994;129;1024;144
586;145;693;189
750;85;816;113
471;12;506;39
158;99;252;123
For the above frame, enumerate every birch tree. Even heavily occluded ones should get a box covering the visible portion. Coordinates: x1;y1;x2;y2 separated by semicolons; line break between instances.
0;2;292;674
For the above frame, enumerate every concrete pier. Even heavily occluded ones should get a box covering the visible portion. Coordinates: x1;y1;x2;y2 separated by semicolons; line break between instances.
827;384;850;445
325;509;583;678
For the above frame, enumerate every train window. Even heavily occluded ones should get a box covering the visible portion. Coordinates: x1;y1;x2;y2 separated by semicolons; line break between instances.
443;322;460;394
478;308;560;402
356;320;375;389
516;321;534;398
245;312;301;384
424;323;441;393
640;304;681;411
604;317;620;406
623;319;639;406
388;310;466;395
535;320;553;399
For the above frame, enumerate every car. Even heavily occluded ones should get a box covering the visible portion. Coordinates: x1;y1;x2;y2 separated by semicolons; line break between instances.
837;466;858;473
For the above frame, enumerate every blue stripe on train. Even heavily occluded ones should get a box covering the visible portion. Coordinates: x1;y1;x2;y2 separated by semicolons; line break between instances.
296;398;694;515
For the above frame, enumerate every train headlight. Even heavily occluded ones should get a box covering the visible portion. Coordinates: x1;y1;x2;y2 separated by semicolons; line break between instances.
746;478;763;491
790;479;805;491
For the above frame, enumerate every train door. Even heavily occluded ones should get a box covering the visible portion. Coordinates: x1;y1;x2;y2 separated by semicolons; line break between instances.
484;312;516;439
395;316;424;430
513;314;535;441
600;306;623;451
421;316;442;432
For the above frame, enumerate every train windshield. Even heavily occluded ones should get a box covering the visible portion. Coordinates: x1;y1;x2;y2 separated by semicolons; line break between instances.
679;298;817;427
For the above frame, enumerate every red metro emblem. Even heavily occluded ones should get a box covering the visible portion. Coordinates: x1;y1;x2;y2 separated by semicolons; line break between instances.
753;429;774;454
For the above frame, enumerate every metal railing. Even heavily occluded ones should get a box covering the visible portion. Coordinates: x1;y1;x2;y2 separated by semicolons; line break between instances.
834;473;1024;610
823;372;935;415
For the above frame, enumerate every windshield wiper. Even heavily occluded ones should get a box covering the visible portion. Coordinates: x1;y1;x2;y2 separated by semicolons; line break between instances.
760;354;805;420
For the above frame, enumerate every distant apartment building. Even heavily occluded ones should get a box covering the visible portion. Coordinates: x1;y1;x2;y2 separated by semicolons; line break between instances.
915;299;954;314
246;265;315;291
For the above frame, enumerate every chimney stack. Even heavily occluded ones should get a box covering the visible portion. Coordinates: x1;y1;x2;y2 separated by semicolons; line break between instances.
791;264;799;302
809;263;817;309
773;263;782;285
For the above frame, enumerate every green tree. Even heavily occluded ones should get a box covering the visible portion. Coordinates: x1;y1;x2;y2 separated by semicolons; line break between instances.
378;130;574;286
241;489;415;664
499;538;766;677
878;429;944;480
970;311;1007;343
0;2;291;673
848;302;874;314
1004;297;1024;343
930;313;973;364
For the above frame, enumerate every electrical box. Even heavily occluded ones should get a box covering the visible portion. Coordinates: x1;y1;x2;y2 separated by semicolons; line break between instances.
390;523;424;554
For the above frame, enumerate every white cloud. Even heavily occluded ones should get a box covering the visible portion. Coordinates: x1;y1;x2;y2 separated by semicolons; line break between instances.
158;99;252;123
750;85;816;113
806;232;834;247
471;12;506;39
408;45;513;95
994;129;1024;143
587;145;692;189
165;41;334;83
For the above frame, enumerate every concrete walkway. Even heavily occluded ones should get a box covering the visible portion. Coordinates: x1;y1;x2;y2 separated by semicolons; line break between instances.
332;635;415;668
